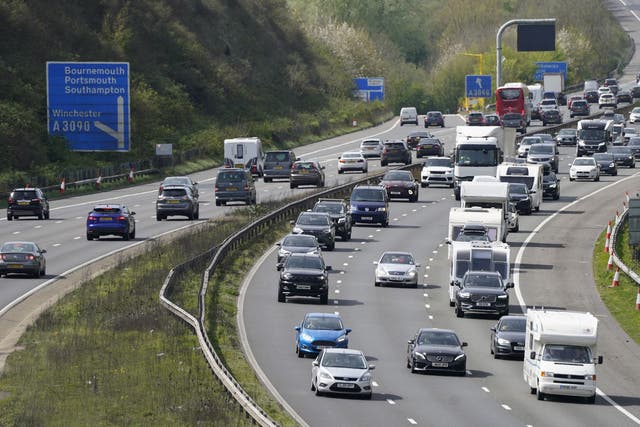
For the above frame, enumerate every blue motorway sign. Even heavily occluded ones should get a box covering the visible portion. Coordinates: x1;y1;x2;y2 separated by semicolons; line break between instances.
353;77;385;101
465;75;492;98
47;62;130;152
534;61;567;82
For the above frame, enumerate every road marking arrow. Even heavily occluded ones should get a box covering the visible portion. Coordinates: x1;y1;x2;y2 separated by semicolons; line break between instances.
476;77;483;88
94;96;125;149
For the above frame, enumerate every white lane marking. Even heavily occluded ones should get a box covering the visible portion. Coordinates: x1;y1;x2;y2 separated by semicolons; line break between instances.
343;262;349;266
412;209;417;212
428;315;434;320
425;304;431;309
336;280;342;284
348;255;354;259
482;387;490;393
339;271;344;275
428;258;434;262
354;247;360;251
393;218;399;221
387;399;396;405
432;250;438;254
334;289;340;294
376;229;382;232
438;243;443;247
513;170;640;425
619;0;627;6
423;293;428;297
12;231;19;235
75;216;83;219
368;235;374;238
334;300;339;305
52;243;61;247
408;419;417;425
501;404;511;411
73;236;81;240
55;220;62;224
372;381;379;387
34;225;42;229
402;213;408;217
361;241;366;245
425;266;430;269
334;311;339;315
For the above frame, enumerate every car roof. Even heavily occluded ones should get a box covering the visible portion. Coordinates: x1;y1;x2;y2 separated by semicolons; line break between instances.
380;250;413;256
341;151;364;156
305;312;341;319
11;188;39;191
316;198;344;203
92;204;124;209
321;348;363;355
417;327;457;335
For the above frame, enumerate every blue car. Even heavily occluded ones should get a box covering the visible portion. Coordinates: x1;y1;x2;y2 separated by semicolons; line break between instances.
294;313;351;358
349;185;389;227
86;204;136;241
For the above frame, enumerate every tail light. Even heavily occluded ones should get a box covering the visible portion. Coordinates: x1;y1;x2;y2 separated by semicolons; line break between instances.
339;159;345;163
0;254;5;260
244;185;250;191
215;186;219;191
88;215;97;221
117;215;126;221
8;198;14;204
32;198;41;203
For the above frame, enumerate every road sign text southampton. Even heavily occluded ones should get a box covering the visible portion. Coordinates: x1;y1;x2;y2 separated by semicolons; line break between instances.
47;62;130;152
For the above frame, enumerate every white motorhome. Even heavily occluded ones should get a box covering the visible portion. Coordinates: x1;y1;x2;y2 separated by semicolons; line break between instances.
453;126;504;200
447;240;510;306
460;181;509;242
223;137;265;177
528;83;544;120
524;309;603;403
448;207;504;244
496;163;543;212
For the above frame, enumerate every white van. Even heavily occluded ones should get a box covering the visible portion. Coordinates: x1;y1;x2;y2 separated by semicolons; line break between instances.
497;163;543;212
528;83;544;120
400;107;418;126
223;137;265;177
583;80;599;93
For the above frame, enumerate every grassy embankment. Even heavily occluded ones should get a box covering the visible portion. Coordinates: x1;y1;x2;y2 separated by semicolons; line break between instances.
593;220;640;344
0;203;298;426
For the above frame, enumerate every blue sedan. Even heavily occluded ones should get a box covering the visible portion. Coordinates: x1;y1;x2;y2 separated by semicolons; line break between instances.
294;313;351;358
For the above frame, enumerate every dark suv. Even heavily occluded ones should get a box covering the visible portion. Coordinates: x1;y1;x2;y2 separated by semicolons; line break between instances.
291;211;336;250
156;185;199;220
454;271;513;318
569;100;590;118
263;150;297;182
312;198;352;241
277;253;331;304
7;188;50;220
424;111;445;128
349;185;389;227
214;168;257;206
381;140;411;166
501;113;526;134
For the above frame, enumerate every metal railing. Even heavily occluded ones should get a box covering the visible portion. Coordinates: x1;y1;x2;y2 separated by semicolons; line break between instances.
609;208;640;285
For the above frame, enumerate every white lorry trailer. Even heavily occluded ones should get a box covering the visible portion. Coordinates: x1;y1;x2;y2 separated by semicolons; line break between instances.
447;240;510;306
460;181;509;242
453;126;516;200
524;309;603;403
543;73;564;95
223;137;265;177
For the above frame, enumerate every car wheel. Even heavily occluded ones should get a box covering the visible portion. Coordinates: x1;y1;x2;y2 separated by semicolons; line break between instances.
311;380;316;391
215;200;221;206
382;219;389;228
290;183;296;189
513;222;519;232
338;169;343;174
7;214;12;221
613;171;618;176
296;345;304;358
86;234;93;241
122;231;130;241
34;268;41;279
374;281;380;287
595;175;600;182
421;183;427;188
130;228;136;239
530;387;537;395
416;153;422;158
410;359;417;374
585;395;596;404
277;290;285;303
320;292;328;305
38;212;44;220
536;387;545;401
631;163;636;169
44;210;50;220
188;211;194;220
194;208;200;219
381;160;387;167
455;304;464;318
327;242;335;251
264;177;272;183
363;393;372;400
315;387;323;397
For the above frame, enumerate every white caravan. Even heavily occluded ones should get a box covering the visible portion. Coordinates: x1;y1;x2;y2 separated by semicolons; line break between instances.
460;181;509;242
497;162;543;212
223;137;265;177
524;309;603;403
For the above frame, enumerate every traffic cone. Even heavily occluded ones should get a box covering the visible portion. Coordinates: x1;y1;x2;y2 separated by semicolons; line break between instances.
626;191;630;205
60;178;65;193
96;175;102;189
604;235;610;253
128;168;134;182
636;287;640;310
606;221;611;240
615;210;620;225
610;267;620;287
607;253;614;270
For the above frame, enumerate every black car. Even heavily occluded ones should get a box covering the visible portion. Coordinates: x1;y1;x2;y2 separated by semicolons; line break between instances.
508;182;533;214
215;168;257;205
381;140;411;166
415;137;444;158
312;198;352;241
541;109;562;126
584;90;599;103
454;271;513;318
466;112;485;126
0;241;47;278
379;170;419;202
290;161;326;189
490;315;526;359
592;153;618;176
263;150;297;182
406;328;467;376
501;112;526;134
617;90;632;104
7;188;50;221
542;171;560;200
156;185;199;220
291;211;336;251
569;100;590;118
277;253;331;304
555;128;577;146
424;111;445;128
631;86;640;99
406;131;431;149
609;146;636;168
275;234;321;264
484;114;501;126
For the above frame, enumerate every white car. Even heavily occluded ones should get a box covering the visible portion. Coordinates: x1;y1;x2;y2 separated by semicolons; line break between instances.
598;93;617;109
420;156;453;188
597;86;611;96
539;99;558;112
360;138;384;158
311;348;374;399
374;251;420;287
517;136;543;158
629;107;640;124
569;157;600;181
337;151;368;173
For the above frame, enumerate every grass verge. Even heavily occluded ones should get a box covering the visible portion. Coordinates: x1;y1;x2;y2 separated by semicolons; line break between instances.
0;206;296;426
593;219;640;344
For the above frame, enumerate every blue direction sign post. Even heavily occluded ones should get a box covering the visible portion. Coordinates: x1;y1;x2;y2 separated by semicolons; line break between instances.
465;75;492;98
353;77;385;101
47;62;130;152
534;62;567;82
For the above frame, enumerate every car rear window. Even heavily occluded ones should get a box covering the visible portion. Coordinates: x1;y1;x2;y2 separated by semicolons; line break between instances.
217;171;246;181
351;188;385;202
265;152;291;162
385;142;405;149
11;190;38;199
361;140;380;146
93;207;122;213
293;162;316;170
161;188;187;197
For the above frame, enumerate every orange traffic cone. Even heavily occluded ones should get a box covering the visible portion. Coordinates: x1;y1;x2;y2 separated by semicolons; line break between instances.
604;235;610;253
60;178;65;193
607;253;614;270
610;267;620;287
606;221;611;240
636;287;640;310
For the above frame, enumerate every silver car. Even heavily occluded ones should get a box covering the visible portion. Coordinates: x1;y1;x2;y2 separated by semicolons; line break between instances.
338;151;368;173
374;251;420;287
360;138;384;158
311;348;374;399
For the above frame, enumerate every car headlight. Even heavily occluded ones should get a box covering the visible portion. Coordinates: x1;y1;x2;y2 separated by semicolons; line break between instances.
584;374;596;381
497;294;508;299
414;352;426;360
321;228;332;235
570;167;576;173
282;273;293;281
599;142;606;146
350;205;357;212
629;156;634;160
338;217;345;224
292;227;303;234
319;370;333;380
458;291;470;298
376;267;387;276
278;249;290;257
407;270;417;278
454;354;466;361
408;189;414;195
336;334;348;343
549;183;556;188
359;371;372;382
578;141;586;147
609;163;615;168
377;207;387;212
497;338;510;346
300;333;313;342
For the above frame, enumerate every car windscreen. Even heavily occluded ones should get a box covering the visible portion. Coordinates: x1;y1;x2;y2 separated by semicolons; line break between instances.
93;207;122;213
464;273;502;287
163;177;190;186
361;140;380;146
265;152;290;162
380;253;414;264
322;353;366;369
285;256;323;270
1;242;36;252
297;214;330;226
509;184;528;195
427;158;451;167
217;172;245;181
573;159;596;166
351;188;384;202
11;190;38;199
304;317;343;330
528;145;554;155
161;189;187;197
314;203;343;214
282;235;317;247
383;171;412;181
418;331;460;346
498;317;526;332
